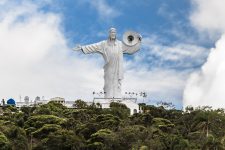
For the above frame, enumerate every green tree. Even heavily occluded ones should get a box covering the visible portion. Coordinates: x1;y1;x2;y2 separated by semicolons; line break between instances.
34;101;67;117
24;115;65;129
20;106;36;121
73;99;88;109
152;118;175;133
0;121;28;150
129;112;153;127
202;134;224;150
34;130;85;150
0;132;11;150
116;125;149;150
87;129;117;150
95;114;121;130
109;102;130;119
32;124;62;138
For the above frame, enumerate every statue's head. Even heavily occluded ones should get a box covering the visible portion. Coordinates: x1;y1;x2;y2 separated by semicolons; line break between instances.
109;27;116;40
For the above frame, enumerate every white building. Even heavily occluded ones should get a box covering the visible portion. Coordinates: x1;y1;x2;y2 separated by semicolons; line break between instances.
15;96;141;115
50;97;65;104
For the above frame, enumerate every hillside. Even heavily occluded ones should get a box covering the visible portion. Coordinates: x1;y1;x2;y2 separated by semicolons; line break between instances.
1;101;225;150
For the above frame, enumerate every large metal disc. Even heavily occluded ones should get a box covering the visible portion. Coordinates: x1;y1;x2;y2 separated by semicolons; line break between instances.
122;31;141;47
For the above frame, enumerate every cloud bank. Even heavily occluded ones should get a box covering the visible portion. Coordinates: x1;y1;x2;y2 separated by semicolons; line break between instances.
184;35;225;108
78;0;121;21
190;0;225;36
183;0;225;108
0;0;103;101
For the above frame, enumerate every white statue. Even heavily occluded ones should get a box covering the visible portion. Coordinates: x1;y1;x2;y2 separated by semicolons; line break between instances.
73;28;141;98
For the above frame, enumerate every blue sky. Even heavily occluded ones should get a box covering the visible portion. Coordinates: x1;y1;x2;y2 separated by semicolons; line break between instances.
1;0;224;109
45;0;212;68
55;0;193;43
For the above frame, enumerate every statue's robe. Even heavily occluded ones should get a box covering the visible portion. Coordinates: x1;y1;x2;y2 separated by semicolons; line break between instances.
81;39;141;98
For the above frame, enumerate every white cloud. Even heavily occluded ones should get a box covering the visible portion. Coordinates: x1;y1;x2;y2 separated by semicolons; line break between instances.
184;0;225;108
0;0;103;101
183;35;225;108
0;0;7;5
82;0;121;20
190;0;225;37
123;67;187;106
140;37;208;68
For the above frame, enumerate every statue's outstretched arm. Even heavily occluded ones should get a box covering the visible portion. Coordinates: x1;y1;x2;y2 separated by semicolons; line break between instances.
73;42;103;54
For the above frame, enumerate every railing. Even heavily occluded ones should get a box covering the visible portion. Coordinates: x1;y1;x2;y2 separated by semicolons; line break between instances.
93;97;137;103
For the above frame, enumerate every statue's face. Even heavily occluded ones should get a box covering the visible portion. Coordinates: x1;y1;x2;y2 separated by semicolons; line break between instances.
109;30;116;40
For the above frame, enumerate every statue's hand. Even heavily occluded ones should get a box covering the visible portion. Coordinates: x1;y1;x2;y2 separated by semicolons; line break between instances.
138;34;142;42
73;44;82;51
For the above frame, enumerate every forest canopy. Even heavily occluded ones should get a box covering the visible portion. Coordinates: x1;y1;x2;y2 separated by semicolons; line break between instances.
1;101;225;150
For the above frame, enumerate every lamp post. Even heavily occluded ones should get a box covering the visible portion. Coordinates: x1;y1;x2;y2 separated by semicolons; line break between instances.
140;92;147;103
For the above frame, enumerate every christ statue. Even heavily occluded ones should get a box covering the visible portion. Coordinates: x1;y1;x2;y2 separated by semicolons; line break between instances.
73;28;142;99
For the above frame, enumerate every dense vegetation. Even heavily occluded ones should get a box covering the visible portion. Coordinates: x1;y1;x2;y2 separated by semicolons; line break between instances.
1;100;225;150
